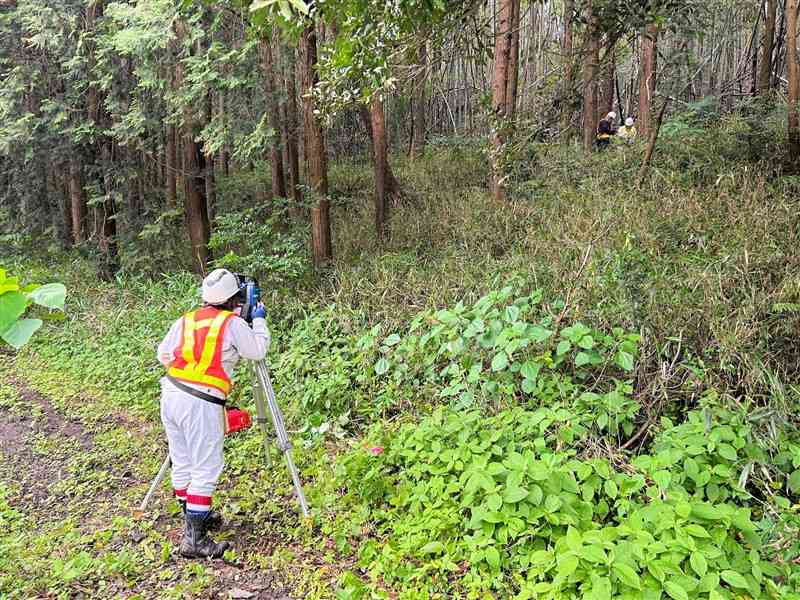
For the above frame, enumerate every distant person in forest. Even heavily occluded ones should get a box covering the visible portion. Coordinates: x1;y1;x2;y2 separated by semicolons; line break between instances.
157;269;269;559
596;112;617;150
617;117;638;142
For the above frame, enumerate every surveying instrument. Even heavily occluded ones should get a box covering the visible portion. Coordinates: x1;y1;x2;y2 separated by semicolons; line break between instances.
139;275;309;518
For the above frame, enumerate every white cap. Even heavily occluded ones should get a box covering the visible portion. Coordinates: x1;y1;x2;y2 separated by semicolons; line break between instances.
202;268;240;305
607;111;617;120
625;117;634;127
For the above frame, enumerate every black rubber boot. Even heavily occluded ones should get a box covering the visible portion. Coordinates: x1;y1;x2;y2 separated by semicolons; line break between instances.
179;512;230;559
178;499;223;531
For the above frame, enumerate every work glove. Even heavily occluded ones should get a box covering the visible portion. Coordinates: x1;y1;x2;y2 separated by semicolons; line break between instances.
225;407;252;436
252;302;266;320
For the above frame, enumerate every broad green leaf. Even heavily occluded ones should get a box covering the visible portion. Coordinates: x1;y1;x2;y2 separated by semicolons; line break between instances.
0;291;28;333
616;350;634;371
589;575;611;600
491;352;509;371
503;486;528;504
689;551;708;577
485;546;500;570
717;443;737;461
28;283;66;310
685;524;710;538
556;340;571;356
557;553;579;577
374;358;390;375
720;570;748;589
575;351;591;367
520;360;541;381
1;318;42;349
788;469;800;494
663;581;689;600
612;562;641;589
604;479;618;499
420;541;444;554
383;333;401;346
578;335;595;349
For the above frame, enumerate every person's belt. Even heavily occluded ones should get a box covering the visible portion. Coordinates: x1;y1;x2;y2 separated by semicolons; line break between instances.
166;375;226;406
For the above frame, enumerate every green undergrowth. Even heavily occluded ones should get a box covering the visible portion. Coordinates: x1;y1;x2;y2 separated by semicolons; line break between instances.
5;128;800;597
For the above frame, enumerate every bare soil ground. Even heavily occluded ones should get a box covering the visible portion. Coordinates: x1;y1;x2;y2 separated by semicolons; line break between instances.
0;360;299;600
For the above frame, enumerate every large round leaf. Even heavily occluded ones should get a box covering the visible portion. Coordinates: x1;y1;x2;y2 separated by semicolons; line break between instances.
1;318;43;349
0;291;28;333
28;283;66;310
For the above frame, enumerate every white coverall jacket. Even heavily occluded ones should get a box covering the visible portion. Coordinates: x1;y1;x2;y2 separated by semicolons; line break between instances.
157;312;270;510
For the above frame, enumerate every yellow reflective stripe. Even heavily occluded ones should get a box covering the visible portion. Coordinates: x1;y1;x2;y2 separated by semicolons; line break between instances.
181;312;197;365
196;311;230;374
168;367;231;394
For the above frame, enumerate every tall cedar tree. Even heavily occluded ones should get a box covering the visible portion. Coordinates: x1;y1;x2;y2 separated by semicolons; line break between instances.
489;0;517;200
639;24;658;139
582;0;600;151
300;24;332;266
758;0;777;95
788;0;800;160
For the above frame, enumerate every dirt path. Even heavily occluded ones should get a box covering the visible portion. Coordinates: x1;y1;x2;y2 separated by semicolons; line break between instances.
0;360;298;600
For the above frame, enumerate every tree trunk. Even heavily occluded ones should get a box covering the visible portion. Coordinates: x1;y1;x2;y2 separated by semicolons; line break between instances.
371;96;389;238
69;155;86;245
203;90;216;224
599;46;616;119
638;24;659;139
87;0;118;279
300;24;332;267
489;0;515;200
636;99;670;186
175;19;212;273
166;125;177;207
788;0;800;160
582;0;600;152
183;137;212;273
506;0;521;123
359;103;401;196
282;44;302;209
410;42;428;159
561;0;575;134
759;0;778;95
260;37;287;200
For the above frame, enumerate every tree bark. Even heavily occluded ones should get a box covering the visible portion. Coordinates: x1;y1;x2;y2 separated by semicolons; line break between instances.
410;42;427;159
69;156;86;245
166;125;177;207
636;99;670;186
300;24;332;267
759;0;778;95
506;0;521;122
489;0;515;200
788;0;800;160
87;0;118;279
359;105;401;196
260;36;287;200
638;24;659;139
561;0;575;134
582;0;600;152
371;96;389;238
282;44;302;209
175;19;211;273
599;46;616;120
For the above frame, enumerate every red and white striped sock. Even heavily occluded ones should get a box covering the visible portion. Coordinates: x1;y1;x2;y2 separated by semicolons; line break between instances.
186;494;212;514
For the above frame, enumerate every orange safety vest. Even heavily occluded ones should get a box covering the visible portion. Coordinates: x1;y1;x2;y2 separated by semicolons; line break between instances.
168;307;235;396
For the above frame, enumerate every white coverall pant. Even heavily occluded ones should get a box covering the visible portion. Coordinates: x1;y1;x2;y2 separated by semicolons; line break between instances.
160;382;225;512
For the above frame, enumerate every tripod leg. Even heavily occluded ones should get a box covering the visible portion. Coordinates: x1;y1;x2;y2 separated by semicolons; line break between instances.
139;453;171;512
254;360;310;517
253;375;273;468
